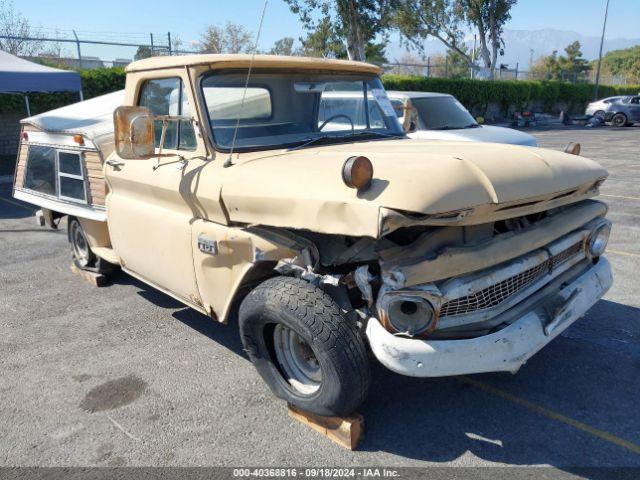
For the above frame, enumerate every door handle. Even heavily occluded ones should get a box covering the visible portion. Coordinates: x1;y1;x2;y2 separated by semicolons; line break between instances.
106;159;125;168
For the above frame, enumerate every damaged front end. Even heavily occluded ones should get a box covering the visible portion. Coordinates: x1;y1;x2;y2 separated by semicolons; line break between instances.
273;198;613;378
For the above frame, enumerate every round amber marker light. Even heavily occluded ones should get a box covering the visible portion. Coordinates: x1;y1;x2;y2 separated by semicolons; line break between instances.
342;156;373;190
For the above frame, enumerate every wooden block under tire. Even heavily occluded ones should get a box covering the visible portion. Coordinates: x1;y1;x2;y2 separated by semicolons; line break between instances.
70;263;107;287
287;404;364;450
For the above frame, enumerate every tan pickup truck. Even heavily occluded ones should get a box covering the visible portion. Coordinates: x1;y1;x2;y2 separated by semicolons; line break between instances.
14;54;612;416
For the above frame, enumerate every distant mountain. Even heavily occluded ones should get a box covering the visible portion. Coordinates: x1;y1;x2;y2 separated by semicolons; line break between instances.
386;28;640;68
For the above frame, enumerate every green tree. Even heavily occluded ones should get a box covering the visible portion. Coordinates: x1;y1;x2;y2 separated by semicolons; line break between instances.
394;0;517;79
0;0;43;55
597;45;640;84
558;41;590;81
364;41;388;65
446;46;471;77
269;37;296;56
530;42;591;82
134;46;153;61
284;0;393;62
199;22;253;54
298;17;346;58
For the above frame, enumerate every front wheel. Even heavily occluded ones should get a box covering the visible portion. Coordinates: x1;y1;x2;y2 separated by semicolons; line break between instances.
239;276;370;416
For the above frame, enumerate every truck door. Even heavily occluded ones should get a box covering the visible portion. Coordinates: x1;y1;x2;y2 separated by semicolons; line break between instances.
105;73;207;308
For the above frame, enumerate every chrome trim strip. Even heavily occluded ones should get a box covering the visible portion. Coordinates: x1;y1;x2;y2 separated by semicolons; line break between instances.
13;189;107;222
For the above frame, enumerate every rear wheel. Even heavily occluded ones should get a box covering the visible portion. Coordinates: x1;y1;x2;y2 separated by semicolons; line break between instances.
70;218;95;268
239;276;370;416
68;218;113;274
611;113;628;127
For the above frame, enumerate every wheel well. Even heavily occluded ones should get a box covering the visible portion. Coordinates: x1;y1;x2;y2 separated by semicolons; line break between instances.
223;261;279;322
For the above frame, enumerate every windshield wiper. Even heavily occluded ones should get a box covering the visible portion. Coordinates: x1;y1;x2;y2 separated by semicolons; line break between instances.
349;130;404;139
288;135;336;151
288;131;403;151
432;124;479;130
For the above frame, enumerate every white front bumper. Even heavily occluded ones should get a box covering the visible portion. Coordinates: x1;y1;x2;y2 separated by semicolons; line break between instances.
366;258;613;377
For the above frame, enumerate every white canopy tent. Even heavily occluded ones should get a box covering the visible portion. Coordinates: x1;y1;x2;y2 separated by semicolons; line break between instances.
0;50;83;115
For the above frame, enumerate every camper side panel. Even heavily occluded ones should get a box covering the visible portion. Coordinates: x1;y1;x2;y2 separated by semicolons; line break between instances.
85;151;106;206
13;125;107;222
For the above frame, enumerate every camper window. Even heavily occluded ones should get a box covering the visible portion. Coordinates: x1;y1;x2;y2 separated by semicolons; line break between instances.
24;146;56;196
23;146;87;204
57;152;86;202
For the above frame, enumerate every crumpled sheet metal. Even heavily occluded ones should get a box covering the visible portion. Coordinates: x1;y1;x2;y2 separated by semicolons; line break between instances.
275;250;341;287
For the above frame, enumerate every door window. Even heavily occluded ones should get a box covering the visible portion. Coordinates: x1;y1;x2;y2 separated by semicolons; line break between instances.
138;77;197;150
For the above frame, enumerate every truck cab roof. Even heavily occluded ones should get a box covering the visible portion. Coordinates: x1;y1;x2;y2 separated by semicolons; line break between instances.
125;53;383;75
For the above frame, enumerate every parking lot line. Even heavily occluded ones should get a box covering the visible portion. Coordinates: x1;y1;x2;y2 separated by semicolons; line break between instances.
601;194;640;201
458;376;640;456
0;196;35;212
607;249;640;258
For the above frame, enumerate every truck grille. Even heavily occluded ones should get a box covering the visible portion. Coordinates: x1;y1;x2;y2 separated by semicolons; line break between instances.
439;242;583;318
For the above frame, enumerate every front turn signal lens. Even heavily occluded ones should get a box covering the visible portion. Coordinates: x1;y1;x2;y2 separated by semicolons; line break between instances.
342;156;373;190
564;142;581;155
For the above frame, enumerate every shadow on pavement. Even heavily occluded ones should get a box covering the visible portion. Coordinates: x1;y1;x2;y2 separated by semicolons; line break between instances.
109;269;247;358
107;266;640;472
358;299;640;471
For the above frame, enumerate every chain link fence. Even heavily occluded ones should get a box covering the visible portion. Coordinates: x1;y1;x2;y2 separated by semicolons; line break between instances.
0;31;198;70
383;60;631;86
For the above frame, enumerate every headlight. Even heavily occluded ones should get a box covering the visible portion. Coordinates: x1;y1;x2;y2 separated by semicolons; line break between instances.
588;221;611;257
386;297;436;336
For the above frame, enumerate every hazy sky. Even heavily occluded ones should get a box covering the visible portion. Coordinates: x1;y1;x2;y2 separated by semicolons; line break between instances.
15;0;640;62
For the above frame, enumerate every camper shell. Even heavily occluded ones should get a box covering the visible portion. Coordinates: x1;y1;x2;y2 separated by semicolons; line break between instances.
13;91;123;222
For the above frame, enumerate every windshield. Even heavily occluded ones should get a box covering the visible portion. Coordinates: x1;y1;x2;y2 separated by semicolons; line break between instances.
411;96;477;130
200;70;404;151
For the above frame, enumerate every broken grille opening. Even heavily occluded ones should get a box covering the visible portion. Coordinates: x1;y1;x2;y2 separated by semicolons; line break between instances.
440;241;584;318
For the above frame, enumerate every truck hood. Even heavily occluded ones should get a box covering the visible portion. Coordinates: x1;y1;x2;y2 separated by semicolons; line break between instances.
221;139;607;238
408;125;538;147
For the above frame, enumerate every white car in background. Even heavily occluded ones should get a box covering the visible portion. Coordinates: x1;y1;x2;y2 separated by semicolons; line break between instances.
388;91;538;147
585;96;632;118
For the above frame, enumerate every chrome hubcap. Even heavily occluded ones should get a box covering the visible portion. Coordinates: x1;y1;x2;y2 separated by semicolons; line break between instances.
273;324;321;395
71;222;90;266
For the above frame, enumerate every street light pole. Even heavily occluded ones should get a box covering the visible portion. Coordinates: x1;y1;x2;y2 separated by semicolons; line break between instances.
594;0;610;100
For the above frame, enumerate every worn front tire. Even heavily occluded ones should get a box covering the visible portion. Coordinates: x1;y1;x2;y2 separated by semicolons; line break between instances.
239;276;370;416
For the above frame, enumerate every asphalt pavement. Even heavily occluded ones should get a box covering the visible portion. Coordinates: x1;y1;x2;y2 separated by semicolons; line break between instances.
0;125;639;476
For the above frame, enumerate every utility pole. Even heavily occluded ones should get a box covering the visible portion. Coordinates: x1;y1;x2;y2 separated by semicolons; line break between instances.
471;34;477;79
73;30;82;69
150;33;155;55
167;32;172;55
529;48;534;72
72;29;84;100
594;0;610;100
